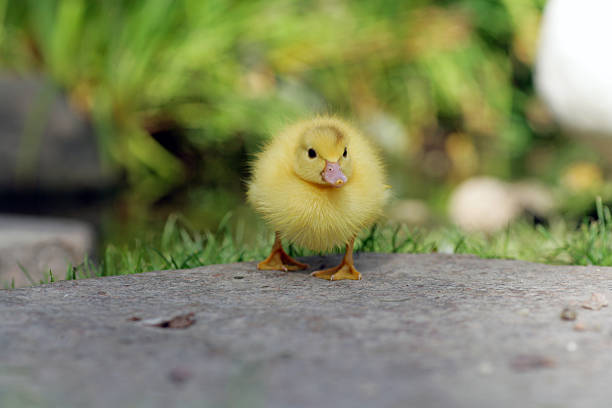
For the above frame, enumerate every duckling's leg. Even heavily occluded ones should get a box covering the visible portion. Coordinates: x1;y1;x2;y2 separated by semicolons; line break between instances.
257;232;309;271
311;237;361;281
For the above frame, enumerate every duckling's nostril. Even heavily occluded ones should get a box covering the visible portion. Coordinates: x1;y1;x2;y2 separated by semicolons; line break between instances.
322;161;347;187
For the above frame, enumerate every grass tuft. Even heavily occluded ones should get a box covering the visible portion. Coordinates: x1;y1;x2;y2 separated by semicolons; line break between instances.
11;201;612;287
82;202;612;279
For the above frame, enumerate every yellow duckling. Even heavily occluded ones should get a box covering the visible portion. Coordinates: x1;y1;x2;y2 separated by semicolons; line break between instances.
247;116;388;280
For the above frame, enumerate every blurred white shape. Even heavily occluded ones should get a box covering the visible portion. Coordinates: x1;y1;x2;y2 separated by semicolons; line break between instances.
509;181;555;216
449;178;555;232
449;177;520;233
361;112;409;158
388;199;430;225
536;0;612;135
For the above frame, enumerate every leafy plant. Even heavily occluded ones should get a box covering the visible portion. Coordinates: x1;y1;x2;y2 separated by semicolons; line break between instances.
0;0;552;208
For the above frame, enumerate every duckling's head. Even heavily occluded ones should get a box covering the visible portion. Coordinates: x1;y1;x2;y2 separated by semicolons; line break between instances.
293;125;353;188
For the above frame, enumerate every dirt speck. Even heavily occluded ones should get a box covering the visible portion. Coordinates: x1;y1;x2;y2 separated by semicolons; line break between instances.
510;354;555;372
148;313;196;329
168;367;193;384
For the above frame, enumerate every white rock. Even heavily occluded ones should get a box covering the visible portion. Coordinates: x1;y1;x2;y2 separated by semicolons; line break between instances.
449;177;521;233
509;181;555;217
536;0;612;156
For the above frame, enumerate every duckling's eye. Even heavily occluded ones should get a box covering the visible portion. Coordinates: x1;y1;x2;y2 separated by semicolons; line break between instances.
308;148;317;158
343;147;347;158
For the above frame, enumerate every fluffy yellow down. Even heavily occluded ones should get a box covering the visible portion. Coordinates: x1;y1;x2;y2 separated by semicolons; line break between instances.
247;116;389;251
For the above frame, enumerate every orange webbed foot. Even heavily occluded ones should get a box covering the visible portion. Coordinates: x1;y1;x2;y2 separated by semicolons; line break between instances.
311;262;361;281
311;237;361;281
258;232;309;272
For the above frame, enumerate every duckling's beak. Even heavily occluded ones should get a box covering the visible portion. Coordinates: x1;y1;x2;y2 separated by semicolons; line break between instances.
322;161;347;187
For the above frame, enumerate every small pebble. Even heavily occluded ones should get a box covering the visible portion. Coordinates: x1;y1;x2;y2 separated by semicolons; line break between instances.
573;322;586;331
560;306;577;321
566;341;578;352
478;361;494;375
581;292;608;310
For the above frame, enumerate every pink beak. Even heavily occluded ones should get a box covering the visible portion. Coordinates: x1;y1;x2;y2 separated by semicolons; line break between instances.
322;161;347;187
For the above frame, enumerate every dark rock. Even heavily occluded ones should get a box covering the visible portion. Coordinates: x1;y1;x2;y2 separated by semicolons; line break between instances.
0;75;116;192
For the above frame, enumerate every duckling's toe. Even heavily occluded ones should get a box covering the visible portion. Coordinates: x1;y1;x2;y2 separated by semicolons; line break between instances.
257;248;309;272
258;259;308;272
311;263;361;281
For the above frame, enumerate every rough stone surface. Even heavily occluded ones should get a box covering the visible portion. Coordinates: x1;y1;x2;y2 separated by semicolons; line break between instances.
2;253;612;407
0;214;95;288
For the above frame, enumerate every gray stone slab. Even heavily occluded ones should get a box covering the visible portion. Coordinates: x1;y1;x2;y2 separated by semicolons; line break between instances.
1;253;612;407
0;214;95;288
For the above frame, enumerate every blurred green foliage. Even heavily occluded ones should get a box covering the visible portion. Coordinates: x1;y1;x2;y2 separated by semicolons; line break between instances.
5;0;598;231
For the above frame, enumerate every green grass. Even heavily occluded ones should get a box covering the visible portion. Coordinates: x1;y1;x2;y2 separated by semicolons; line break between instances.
61;199;612;282
7;200;612;288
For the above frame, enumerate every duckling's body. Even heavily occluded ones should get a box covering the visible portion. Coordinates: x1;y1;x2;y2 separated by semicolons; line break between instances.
247;116;388;280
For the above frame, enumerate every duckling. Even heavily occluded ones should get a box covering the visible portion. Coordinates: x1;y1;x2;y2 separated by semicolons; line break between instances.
247;116;388;280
